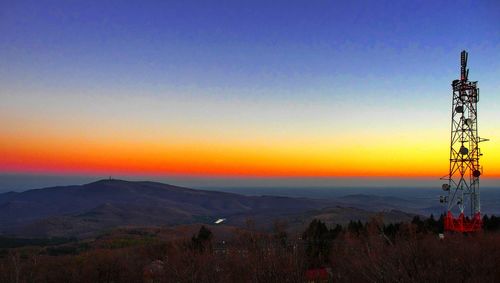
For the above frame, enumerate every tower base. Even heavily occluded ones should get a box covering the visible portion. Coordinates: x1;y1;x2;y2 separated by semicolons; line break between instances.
444;211;482;232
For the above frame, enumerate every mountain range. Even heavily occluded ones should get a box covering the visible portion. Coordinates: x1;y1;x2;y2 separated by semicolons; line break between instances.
0;179;416;238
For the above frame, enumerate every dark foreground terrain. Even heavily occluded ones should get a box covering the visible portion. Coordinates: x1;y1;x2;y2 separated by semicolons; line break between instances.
1;179;499;282
0;216;499;283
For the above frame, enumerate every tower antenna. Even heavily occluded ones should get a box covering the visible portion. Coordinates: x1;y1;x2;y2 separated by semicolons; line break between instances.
440;50;487;232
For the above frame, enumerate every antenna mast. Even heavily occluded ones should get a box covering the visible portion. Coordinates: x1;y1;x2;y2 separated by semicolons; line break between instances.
440;50;486;232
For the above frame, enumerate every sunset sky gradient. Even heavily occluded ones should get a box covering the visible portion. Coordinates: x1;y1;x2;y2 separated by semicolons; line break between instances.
1;1;499;188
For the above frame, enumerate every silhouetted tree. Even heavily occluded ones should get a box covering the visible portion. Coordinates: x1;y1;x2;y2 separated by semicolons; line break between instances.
303;219;331;267
273;220;288;248
191;226;213;252
484;215;500;231
347;220;364;234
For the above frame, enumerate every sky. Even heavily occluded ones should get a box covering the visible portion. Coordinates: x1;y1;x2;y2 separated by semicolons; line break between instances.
0;0;499;190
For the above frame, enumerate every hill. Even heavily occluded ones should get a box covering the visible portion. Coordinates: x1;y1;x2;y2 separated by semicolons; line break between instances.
0;179;419;238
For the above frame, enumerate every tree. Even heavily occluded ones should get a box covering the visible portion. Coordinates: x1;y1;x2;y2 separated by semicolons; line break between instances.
191;226;213;252
273;220;288;248
302;219;331;267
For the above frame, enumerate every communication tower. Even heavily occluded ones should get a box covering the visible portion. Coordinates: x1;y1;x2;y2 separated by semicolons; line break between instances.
440;50;487;232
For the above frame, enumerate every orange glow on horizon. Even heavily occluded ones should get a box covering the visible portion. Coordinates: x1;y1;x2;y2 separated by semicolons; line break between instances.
1;130;499;178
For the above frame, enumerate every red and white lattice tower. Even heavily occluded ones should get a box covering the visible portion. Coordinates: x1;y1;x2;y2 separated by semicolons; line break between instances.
440;50;487;232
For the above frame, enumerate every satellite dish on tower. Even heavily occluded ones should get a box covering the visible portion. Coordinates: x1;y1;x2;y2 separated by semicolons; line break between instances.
465;118;473;128
459;146;468;155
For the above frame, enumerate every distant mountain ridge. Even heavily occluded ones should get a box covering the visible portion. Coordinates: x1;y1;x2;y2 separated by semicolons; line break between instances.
0;179;425;238
0;179;339;237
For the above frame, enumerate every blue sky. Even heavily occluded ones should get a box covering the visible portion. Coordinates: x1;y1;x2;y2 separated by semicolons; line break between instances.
2;0;498;93
0;0;499;190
